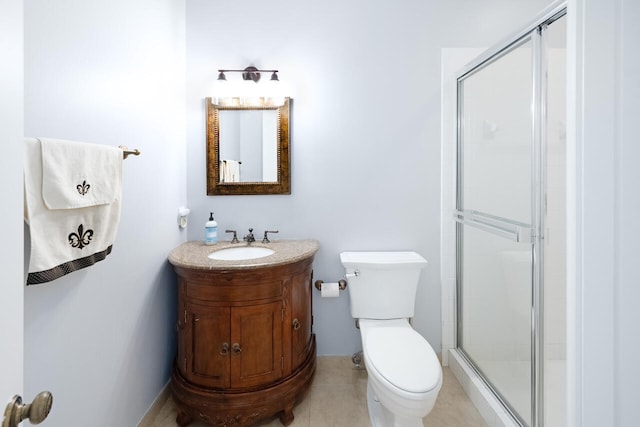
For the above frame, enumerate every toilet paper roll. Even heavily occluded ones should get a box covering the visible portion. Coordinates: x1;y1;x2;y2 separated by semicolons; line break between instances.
321;282;340;298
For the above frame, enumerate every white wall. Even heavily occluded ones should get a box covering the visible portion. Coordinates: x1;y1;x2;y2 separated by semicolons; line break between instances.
14;0;576;424
22;1;186;426
568;0;640;425
0;0;24;403
615;1;640;424
185;0;554;356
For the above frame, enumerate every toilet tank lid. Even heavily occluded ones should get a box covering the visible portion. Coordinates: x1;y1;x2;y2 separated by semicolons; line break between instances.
340;251;428;269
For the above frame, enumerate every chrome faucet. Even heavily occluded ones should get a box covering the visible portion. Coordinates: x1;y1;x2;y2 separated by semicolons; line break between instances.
225;230;239;243
262;230;279;243
243;228;255;243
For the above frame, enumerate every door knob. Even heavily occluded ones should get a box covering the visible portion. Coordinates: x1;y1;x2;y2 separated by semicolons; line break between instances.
2;391;53;427
232;343;242;353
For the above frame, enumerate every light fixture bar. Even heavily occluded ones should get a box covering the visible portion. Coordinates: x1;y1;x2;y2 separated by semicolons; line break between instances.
217;69;279;73
217;66;279;83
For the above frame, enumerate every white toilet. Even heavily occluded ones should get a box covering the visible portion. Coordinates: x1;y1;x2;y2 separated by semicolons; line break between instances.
340;251;442;427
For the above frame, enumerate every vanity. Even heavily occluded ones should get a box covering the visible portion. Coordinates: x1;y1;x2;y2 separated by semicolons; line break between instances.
168;239;319;427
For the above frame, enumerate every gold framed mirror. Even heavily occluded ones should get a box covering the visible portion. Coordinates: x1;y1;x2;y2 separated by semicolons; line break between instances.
206;97;290;195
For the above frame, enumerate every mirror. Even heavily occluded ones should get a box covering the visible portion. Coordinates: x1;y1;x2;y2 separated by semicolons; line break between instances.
206;97;290;195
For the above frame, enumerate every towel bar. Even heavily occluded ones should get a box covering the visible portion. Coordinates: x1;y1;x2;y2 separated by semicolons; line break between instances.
118;145;141;159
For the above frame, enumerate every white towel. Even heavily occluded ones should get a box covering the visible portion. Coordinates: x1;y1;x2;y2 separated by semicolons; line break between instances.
220;159;240;183
41;138;122;209
24;137;123;285
219;160;225;182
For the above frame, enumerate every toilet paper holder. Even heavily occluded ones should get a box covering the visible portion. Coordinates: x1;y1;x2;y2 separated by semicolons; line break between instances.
314;279;348;291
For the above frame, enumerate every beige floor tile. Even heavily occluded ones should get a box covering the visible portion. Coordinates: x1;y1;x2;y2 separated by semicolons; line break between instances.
308;383;369;427
313;355;368;386
150;357;487;427
423;368;489;427
147;396;179;426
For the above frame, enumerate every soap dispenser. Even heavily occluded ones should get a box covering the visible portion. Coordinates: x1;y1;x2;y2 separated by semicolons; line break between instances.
205;212;218;245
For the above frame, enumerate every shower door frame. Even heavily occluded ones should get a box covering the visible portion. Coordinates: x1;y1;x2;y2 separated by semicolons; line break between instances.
453;5;566;427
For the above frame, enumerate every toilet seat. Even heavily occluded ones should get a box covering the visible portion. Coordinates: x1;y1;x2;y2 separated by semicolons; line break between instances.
365;326;441;394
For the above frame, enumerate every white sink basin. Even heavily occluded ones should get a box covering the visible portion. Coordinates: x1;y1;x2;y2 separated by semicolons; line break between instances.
208;246;275;261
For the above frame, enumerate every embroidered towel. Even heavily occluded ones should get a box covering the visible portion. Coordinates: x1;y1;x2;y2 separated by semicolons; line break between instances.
24;137;123;285
41;138;122;209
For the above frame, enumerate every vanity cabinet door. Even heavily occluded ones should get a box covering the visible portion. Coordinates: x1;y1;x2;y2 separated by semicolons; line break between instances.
230;301;283;388
185;303;231;389
176;279;188;383
290;268;313;369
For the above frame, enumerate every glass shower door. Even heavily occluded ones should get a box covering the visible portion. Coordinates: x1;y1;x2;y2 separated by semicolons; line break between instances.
456;34;536;425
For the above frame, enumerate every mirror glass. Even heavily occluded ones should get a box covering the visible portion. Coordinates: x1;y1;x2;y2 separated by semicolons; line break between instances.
206;97;290;195
219;109;278;183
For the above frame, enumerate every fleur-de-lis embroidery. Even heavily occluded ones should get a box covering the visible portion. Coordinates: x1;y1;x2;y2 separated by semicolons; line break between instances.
68;224;93;249
77;180;91;196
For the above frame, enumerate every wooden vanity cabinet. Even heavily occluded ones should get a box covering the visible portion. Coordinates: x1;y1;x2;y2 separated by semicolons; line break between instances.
171;255;316;427
184;300;284;389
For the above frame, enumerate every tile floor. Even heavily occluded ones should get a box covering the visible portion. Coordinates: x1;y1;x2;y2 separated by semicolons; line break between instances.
150;356;488;427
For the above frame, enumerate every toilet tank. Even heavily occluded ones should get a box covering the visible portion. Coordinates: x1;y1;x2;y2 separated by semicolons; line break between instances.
340;251;428;320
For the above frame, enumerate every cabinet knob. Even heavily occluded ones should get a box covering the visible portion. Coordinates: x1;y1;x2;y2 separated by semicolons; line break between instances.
220;342;229;355
232;343;242;353
292;318;301;330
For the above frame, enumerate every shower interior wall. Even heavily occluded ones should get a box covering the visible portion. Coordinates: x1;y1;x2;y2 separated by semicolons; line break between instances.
462;47;566;410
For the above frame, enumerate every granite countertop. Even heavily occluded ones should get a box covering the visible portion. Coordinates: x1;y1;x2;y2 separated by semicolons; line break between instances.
168;239;320;270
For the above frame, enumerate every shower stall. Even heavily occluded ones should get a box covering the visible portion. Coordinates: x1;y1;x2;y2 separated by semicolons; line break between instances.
451;6;566;427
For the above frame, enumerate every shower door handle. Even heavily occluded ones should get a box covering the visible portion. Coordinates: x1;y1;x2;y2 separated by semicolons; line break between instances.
454;210;533;243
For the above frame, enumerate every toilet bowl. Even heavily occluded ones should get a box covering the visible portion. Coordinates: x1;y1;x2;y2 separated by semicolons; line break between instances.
359;319;442;427
340;251;442;427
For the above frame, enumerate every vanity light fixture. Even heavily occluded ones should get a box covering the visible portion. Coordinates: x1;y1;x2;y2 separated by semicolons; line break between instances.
213;65;285;108
216;66;279;83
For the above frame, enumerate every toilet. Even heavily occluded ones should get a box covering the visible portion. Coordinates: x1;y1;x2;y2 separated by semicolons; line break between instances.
340;251;442;427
